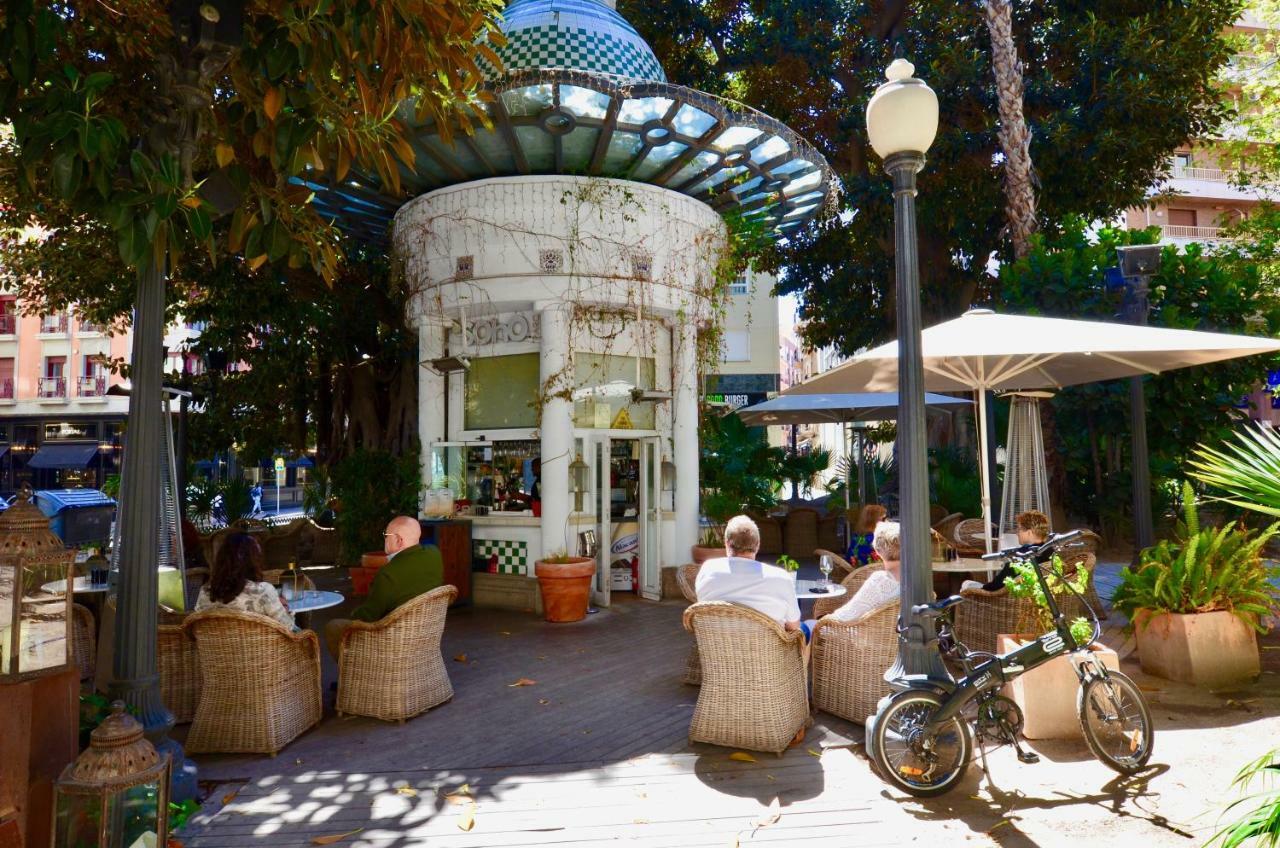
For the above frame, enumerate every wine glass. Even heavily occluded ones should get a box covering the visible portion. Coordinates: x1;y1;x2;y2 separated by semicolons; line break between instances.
819;555;833;589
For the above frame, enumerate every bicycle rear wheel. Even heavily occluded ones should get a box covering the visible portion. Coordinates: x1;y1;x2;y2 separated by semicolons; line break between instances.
1077;670;1154;774
870;689;972;797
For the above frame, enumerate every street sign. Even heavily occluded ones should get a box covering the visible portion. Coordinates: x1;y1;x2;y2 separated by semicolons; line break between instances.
274;456;285;473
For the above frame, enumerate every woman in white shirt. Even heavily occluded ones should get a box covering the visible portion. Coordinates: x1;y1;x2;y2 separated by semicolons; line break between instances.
195;532;295;630
813;520;901;628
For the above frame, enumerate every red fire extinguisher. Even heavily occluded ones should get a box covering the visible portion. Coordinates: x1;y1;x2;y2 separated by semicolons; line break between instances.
630;555;639;591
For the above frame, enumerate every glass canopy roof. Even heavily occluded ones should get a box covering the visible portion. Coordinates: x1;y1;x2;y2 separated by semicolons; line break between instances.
304;68;835;245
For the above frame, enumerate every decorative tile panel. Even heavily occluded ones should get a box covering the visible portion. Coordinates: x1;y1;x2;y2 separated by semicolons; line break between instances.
474;539;529;575
539;249;565;273
455;255;474;280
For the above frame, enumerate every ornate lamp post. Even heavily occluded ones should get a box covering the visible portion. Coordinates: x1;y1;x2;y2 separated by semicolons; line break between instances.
1115;244;1163;553
111;0;242;798
865;57;950;683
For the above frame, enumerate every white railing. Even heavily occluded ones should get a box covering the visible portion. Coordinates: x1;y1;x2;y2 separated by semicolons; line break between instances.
77;375;107;397
1171;164;1229;183
40;314;68;334
1162;225;1232;243
38;376;66;398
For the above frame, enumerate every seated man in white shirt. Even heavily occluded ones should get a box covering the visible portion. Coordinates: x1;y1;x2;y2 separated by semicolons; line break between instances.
695;514;802;636
812;520;901;630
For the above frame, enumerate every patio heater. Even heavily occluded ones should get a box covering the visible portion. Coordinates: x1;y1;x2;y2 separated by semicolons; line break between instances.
111;0;243;800
1115;244;1163;552
865;56;950;683
998;391;1053;543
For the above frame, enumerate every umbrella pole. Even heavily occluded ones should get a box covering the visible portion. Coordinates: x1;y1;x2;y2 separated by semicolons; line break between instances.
975;389;994;553
843;423;851;509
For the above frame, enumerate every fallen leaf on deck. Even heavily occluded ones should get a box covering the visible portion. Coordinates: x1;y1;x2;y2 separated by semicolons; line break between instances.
755;797;781;828
537;655;547;660
458;802;476;831
987;820;1010;834
766;774;776;781
806;747;822;758
453;653;467;663
396;786;418;797
728;751;757;763
442;783;473;804
538;698;550;705
221;790;238;806
311;829;363;845
508;678;537;687
498;631;512;636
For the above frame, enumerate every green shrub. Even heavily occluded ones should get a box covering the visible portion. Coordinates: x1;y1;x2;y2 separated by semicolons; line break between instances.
1112;482;1280;632
329;448;422;565
1004;557;1093;645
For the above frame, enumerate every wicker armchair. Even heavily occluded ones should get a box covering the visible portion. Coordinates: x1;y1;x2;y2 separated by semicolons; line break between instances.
782;507;820;560
158;606;201;724
72;603;95;683
262;519;306;570
929;504;949;525
932;512;964;542
813;549;854;584
952;518;990;556
298;519;340;567
748;515;783;555
336;585;457;723
812;562;884;619
811;599;899;725
953;584;1088;654
683;602;809;754
676;564;702;685
817;513;843;555
183;608;322;755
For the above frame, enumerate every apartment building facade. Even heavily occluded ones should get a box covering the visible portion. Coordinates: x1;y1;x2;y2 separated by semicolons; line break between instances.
705;269;782;413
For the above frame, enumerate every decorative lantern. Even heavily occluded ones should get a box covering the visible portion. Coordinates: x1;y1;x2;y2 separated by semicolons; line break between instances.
569;455;589;512
53;702;171;848
0;485;76;682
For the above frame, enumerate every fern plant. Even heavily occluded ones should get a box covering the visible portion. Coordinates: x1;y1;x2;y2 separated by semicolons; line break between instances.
1111;482;1280;632
1208;748;1280;848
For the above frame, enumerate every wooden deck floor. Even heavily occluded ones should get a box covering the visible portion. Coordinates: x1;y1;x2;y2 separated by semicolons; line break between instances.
176;561;1280;847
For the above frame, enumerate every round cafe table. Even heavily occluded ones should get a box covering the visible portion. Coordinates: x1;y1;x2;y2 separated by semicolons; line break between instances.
284;589;344;616
41;576;111;595
795;579;848;601
932;557;997;578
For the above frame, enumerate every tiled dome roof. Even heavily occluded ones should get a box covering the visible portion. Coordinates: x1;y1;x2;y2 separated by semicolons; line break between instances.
482;0;667;82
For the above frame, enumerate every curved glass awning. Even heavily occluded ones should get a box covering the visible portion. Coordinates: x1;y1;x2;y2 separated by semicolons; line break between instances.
303;68;836;244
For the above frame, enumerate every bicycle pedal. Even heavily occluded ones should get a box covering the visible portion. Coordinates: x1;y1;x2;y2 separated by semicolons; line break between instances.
1016;750;1040;764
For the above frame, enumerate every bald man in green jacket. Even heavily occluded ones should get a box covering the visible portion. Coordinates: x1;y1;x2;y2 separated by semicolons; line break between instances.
324;515;444;659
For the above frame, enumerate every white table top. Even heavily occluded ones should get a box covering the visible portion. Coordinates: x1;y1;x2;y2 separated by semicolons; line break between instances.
796;579;848;600
285;589;344;614
41;576;111;595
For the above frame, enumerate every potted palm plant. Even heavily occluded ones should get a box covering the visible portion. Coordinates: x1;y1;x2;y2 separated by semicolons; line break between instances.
1112;482;1278;688
696;413;783;561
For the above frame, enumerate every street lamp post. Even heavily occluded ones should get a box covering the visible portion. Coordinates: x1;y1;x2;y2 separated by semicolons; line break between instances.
1115;244;1163;554
865;58;950;683
110;0;242;799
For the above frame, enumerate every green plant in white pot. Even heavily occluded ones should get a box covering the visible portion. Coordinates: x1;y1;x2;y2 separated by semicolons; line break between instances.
1112;482;1280;687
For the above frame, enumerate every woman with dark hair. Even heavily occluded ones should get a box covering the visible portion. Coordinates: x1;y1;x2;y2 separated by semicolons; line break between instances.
194;532;294;629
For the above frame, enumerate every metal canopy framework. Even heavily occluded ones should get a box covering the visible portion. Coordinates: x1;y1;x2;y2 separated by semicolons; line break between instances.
304;68;835;245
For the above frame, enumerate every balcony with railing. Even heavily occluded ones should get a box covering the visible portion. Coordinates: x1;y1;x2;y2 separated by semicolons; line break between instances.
77;375;107;399
1161;224;1233;245
0;378;13;401
77;318;103;334
38;376;67;400
40;313;68;335
1171;163;1230;183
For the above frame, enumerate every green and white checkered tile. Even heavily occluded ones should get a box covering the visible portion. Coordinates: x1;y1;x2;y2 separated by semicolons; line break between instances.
474;539;529;575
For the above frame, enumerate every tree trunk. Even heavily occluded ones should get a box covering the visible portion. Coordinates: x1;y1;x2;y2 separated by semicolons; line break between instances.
984;0;1037;260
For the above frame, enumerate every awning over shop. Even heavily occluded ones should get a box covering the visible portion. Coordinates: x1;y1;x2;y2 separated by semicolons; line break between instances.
0;445;9;461
27;443;100;469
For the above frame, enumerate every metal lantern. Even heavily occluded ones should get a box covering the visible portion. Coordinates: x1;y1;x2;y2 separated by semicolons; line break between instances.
53;702;171;848
569;455;589;512
0;485;76;682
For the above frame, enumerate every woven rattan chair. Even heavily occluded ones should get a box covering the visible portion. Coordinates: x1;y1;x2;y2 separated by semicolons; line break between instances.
336;585;457;723
932;512;964;541
952;518;990;556
183;608;322;755
262;520;306;570
812;562;885;619
676;563;702;685
929;504;949;525
813;549;854;584
298;519;340;567
72;603;95;683
683;602;809;754
782;507;820;560
817;513;843;555
812;599;899;725
158;606;201;724
747;515;783;555
953;583;1088;654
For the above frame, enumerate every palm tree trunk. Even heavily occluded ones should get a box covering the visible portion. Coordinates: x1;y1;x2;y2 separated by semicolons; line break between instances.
985;0;1037;259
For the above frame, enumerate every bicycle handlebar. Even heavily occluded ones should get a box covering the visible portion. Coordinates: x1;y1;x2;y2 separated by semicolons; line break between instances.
979;529;1084;563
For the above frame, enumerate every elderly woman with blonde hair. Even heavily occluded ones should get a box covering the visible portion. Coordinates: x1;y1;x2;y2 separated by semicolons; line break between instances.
808;520;901;631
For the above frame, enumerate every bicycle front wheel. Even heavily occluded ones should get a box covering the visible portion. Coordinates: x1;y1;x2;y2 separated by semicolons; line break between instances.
870;689;972;797
1077;670;1154;774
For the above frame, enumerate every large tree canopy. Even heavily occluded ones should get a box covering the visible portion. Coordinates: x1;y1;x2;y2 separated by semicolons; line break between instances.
624;0;1241;353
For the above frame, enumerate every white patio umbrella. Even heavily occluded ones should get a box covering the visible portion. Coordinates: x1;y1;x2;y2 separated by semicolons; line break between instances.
783;309;1280;550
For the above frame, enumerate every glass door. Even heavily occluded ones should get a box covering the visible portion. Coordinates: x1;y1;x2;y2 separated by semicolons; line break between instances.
638;436;662;600
591;435;611;607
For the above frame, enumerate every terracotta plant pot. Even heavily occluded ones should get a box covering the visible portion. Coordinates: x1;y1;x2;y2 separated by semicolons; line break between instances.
1133;609;1259;687
691;545;722;564
997;635;1118;740
534;557;596;623
361;551;389;570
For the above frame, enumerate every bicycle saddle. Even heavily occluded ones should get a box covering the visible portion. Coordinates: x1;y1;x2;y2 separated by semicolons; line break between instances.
912;595;964;617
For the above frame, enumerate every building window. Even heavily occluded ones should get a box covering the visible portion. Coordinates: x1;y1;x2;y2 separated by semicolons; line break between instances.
0;297;15;335
40;356;66;398
1168;208;1197;227
463;353;540;430
0;357;13;400
44;422;99;441
722;330;750;362
80;356;107;397
728;276;749;296
40;311;68;334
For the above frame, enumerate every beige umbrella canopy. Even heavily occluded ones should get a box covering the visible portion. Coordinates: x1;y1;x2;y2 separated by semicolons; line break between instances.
784;309;1280;549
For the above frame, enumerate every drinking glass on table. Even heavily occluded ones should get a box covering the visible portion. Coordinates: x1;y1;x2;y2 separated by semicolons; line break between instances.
819;555;833;588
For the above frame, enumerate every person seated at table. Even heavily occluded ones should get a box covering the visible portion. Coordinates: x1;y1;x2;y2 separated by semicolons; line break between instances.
807;520;901;632
194;532;295;630
960;509;1049;592
695;515;802;636
847;504;887;566
323;515;444;658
